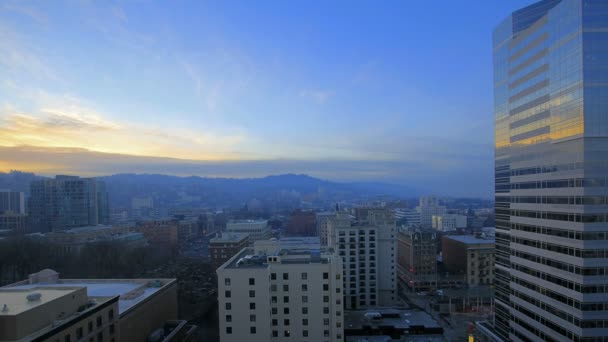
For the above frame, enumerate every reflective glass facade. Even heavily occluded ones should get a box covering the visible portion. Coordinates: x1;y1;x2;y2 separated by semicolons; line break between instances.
493;1;608;341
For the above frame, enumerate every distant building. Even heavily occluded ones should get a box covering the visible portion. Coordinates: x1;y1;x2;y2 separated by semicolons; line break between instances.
416;196;446;228
442;235;494;287
397;228;438;291
432;214;467;232
210;233;249;270
138;220;179;248
226;219;271;243
28;176;109;232
41;225;146;255
394;208;421;227
0;283;119;342
3;269;179;342
316;211;335;247
285;210;316;237
344;309;443;341
0;213;27;235
327;209;397;309
217;239;344;342
169;208;216;235
0;190;25;214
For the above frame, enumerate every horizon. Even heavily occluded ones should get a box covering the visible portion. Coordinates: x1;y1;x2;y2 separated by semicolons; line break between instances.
0;0;535;197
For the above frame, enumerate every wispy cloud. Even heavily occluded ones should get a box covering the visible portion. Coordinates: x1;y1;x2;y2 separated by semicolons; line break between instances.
1;2;49;26
299;89;334;104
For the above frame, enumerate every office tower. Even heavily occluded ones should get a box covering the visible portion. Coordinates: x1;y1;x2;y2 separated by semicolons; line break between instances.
327;209;397;310
226;219;272;243
416;195;446;228
493;1;608;340
0;190;25;214
217;238;344;342
396;228;438;292
28;176;110;232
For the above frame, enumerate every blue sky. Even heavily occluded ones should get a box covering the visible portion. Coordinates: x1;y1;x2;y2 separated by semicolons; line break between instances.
0;0;535;197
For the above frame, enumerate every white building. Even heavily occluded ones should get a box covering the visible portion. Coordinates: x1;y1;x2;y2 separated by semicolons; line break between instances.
217;238;344;342
226;219;271;243
315;211;335;246
416;196;446;228
431;214;467;232
393;208;420;227
327;209;397;310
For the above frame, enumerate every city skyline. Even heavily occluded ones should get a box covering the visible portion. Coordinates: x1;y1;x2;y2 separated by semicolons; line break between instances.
0;0;534;197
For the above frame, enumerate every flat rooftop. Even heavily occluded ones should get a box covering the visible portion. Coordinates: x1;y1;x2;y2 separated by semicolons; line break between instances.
223;247;330;270
3;279;174;315
444;235;495;245
0;287;82;316
210;233;249;243
344;309;442;331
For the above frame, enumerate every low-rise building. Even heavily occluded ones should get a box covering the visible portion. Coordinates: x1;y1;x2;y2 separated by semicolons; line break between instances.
226;219;271;243
3;269;178;342
210;233;249;270
42;225;146;254
344;309;444;341
441;235;495;287
285;210;316;237
138;220;179;248
0;285;118;342
397;228;437;291
217;239;344;342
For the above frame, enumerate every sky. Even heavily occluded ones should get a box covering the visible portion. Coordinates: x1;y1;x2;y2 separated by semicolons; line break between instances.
0;0;535;197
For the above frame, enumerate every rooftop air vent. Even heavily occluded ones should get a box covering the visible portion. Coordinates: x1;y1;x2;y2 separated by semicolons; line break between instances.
27;293;42;302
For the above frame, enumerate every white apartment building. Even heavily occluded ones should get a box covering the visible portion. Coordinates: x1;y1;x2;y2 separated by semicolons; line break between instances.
416;196;447;228
217;238;344;342
432;214;467;232
327;209;397;310
315;211;335;246
226;219;271;243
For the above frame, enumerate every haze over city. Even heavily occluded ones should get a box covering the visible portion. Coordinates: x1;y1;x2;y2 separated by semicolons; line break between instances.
1;0;534;197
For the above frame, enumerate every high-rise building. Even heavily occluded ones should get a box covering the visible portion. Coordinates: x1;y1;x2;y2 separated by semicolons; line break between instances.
0;190;25;214
28;176;109;232
396;228;438;291
316;211;335;247
327;209;397;310
416;196;446;228
493;1;608;340
216;238;344;342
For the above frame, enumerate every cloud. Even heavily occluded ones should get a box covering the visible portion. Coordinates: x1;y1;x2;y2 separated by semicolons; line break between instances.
1;2;49;25
299;89;334;104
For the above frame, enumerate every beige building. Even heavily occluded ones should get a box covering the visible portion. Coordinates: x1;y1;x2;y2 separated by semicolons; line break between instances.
217;238;344;342
226;219;271;243
432;214;467;232
442;235;495;287
3;269;178;342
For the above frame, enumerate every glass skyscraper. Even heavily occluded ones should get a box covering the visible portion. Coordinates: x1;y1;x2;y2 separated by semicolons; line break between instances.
493;0;608;341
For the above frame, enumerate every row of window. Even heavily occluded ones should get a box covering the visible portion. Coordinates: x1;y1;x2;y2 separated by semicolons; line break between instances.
512;222;608;240
507;195;608;205
511;209;608;223
514;249;608;276
57;310;115;342
510;177;608;189
512;236;608;258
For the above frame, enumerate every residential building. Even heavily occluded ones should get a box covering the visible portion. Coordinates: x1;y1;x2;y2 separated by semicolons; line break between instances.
344;309;443;341
226;219;271;243
285;210;316;237
210;233;249;270
442;235;494;287
397;228;438;291
416;196;446;228
28;176;109;233
0;285;119;342
327;209;397;310
493;0;608;340
3;269;178;342
432;214;467;232
0;190;25;214
217;238;344;342
316;211;335;246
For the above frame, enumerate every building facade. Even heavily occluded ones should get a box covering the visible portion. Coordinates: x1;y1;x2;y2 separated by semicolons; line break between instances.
0;213;27;235
0;191;25;214
210;233;249;270
442;235;495;288
493;0;608;340
28;176;109;232
316;211;335;247
416;196;446;228
432;214;467;232
285;210;316;237
327;209;397;310
396;228;438;291
217;240;344;342
226;220;271;243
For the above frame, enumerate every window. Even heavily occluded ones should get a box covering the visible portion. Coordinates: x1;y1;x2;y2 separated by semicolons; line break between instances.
76;327;83;339
108;309;114;320
64;334;71;342
249;302;256;310
283;273;289;280
225;290;231;298
302;307;308;314
225;278;231;286
284;319;290;326
323;307;329;314
272;319;278;326
249;290;255;298
272;307;278;314
323;272;329;279
272;296;277;303
323;284;329;291
302;284;308;291
284;330;291;337
271;273;276;280
283;296;289;303
272;331;278;337
283;284;289;291
337;311;341;316
97;332;103;342
226;315;232;322
96;316;102;327
271;284;277;292
109;324;115;335
324;330;330;337
88;321;93;332
226;327;232;334
303;330;309;337
250;326;256;334
324;318;330;325
303;318;309;326
301;272;307;280
323;295;329;302
302;295;308;303
225;302;232;310
249;278;255;285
